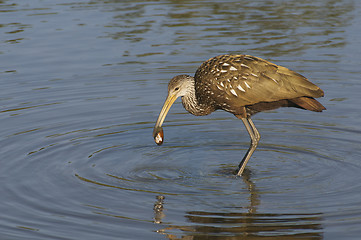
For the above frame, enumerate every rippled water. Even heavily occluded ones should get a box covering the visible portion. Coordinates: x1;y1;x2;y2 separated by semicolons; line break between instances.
1;0;361;239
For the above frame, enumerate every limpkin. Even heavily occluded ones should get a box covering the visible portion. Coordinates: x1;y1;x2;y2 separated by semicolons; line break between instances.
153;54;326;176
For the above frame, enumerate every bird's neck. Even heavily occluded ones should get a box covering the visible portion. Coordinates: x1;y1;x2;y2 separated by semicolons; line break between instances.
181;79;214;116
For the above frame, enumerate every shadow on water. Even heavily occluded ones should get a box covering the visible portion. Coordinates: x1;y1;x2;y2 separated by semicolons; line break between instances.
153;170;323;239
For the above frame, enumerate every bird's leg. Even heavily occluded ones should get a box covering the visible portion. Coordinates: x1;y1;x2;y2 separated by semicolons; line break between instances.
248;118;260;142
237;117;260;176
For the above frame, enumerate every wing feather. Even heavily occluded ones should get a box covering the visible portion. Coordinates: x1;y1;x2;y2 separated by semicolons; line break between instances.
194;55;324;113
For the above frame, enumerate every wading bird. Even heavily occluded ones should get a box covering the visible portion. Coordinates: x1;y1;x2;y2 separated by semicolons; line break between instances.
153;54;325;176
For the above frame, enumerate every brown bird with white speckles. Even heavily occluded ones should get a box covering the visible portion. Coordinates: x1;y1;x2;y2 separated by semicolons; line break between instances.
153;54;326;176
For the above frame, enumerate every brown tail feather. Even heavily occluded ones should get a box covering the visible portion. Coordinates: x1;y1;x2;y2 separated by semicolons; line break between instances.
290;97;326;112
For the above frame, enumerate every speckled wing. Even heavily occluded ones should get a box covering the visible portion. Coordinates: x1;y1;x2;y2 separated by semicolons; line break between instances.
194;54;324;111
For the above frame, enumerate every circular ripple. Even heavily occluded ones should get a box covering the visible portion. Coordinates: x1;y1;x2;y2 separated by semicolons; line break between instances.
2;114;361;239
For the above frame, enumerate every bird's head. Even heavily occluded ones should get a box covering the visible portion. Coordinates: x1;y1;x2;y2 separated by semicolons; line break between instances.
167;74;194;98
153;75;194;145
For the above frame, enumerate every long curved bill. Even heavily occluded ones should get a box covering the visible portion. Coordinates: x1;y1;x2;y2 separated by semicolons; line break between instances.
153;93;177;145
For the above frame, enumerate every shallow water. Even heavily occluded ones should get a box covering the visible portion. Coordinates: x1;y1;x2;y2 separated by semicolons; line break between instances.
1;0;361;239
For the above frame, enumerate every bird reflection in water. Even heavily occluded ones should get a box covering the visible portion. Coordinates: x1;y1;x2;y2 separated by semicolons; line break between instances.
153;169;323;239
153;195;165;224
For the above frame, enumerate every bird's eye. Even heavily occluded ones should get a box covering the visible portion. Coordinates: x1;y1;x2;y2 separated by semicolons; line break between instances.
174;87;179;91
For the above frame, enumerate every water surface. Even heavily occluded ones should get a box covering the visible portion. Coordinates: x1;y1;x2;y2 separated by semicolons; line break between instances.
1;0;361;239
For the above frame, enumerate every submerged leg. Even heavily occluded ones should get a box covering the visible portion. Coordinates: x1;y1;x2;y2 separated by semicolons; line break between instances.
236;117;261;176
